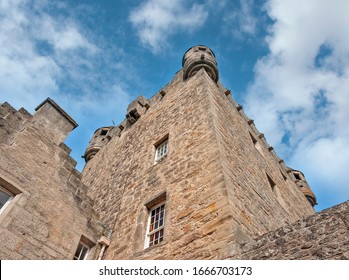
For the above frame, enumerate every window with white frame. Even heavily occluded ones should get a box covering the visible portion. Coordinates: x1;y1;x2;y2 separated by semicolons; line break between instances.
0;185;14;214
154;137;169;163
145;203;165;248
73;242;90;260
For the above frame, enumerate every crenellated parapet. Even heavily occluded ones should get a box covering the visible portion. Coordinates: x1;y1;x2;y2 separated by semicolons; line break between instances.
1;98;78;145
0;102;33;145
0;98;109;259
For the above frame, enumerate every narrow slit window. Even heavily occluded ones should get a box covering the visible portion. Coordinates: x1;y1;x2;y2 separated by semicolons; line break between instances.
280;170;287;181
267;174;276;191
249;132;257;144
249;132;264;157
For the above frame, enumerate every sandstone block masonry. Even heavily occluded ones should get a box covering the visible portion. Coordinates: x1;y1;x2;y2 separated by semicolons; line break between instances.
228;200;349;260
81;46;317;259
1;45;346;260
0;99;107;259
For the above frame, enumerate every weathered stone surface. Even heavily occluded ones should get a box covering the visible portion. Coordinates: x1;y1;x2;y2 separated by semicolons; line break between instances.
228;200;349;260
0;99;105;260
1;45;346;260
81;47;316;259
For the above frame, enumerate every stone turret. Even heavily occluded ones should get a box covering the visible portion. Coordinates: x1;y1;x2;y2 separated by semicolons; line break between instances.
289;168;317;207
84;126;113;162
182;45;219;82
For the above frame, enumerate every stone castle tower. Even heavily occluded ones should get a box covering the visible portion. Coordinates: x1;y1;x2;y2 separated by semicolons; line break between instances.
1;46;348;260
81;45;316;259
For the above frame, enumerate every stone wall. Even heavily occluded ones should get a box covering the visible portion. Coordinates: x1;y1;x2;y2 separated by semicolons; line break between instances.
0;99;105;260
228;200;349;259
82;69;235;259
0;47;343;261
204;69;314;243
82;68;316;260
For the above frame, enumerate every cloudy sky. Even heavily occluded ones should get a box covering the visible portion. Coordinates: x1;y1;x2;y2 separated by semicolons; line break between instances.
1;0;348;211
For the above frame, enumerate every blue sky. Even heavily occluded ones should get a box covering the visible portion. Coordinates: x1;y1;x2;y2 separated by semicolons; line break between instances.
1;0;348;212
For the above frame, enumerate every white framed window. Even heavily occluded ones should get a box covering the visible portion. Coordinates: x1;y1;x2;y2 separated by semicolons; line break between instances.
0;185;14;215
73;236;95;260
73;242;90;260
154;137;169;163
145;203;165;248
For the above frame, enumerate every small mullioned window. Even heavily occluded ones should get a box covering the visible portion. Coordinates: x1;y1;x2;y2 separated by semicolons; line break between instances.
145;203;165;248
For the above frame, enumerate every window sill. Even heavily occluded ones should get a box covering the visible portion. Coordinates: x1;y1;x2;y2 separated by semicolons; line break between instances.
154;154;168;165
143;240;167;253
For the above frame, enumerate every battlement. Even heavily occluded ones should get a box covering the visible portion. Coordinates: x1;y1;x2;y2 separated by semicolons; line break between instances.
1;98;78;147
0;98;109;260
1;99;84;193
0;102;33;145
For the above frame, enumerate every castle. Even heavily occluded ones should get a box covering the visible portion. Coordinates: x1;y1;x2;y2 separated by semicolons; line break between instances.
0;46;348;260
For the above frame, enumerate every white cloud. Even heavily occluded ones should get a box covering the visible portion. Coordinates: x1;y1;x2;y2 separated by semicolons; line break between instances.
222;0;258;40
0;0;133;171
35;14;97;53
239;0;257;35
0;0;57;108
205;0;228;10
129;0;208;53
0;0;99;110
245;0;349;209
